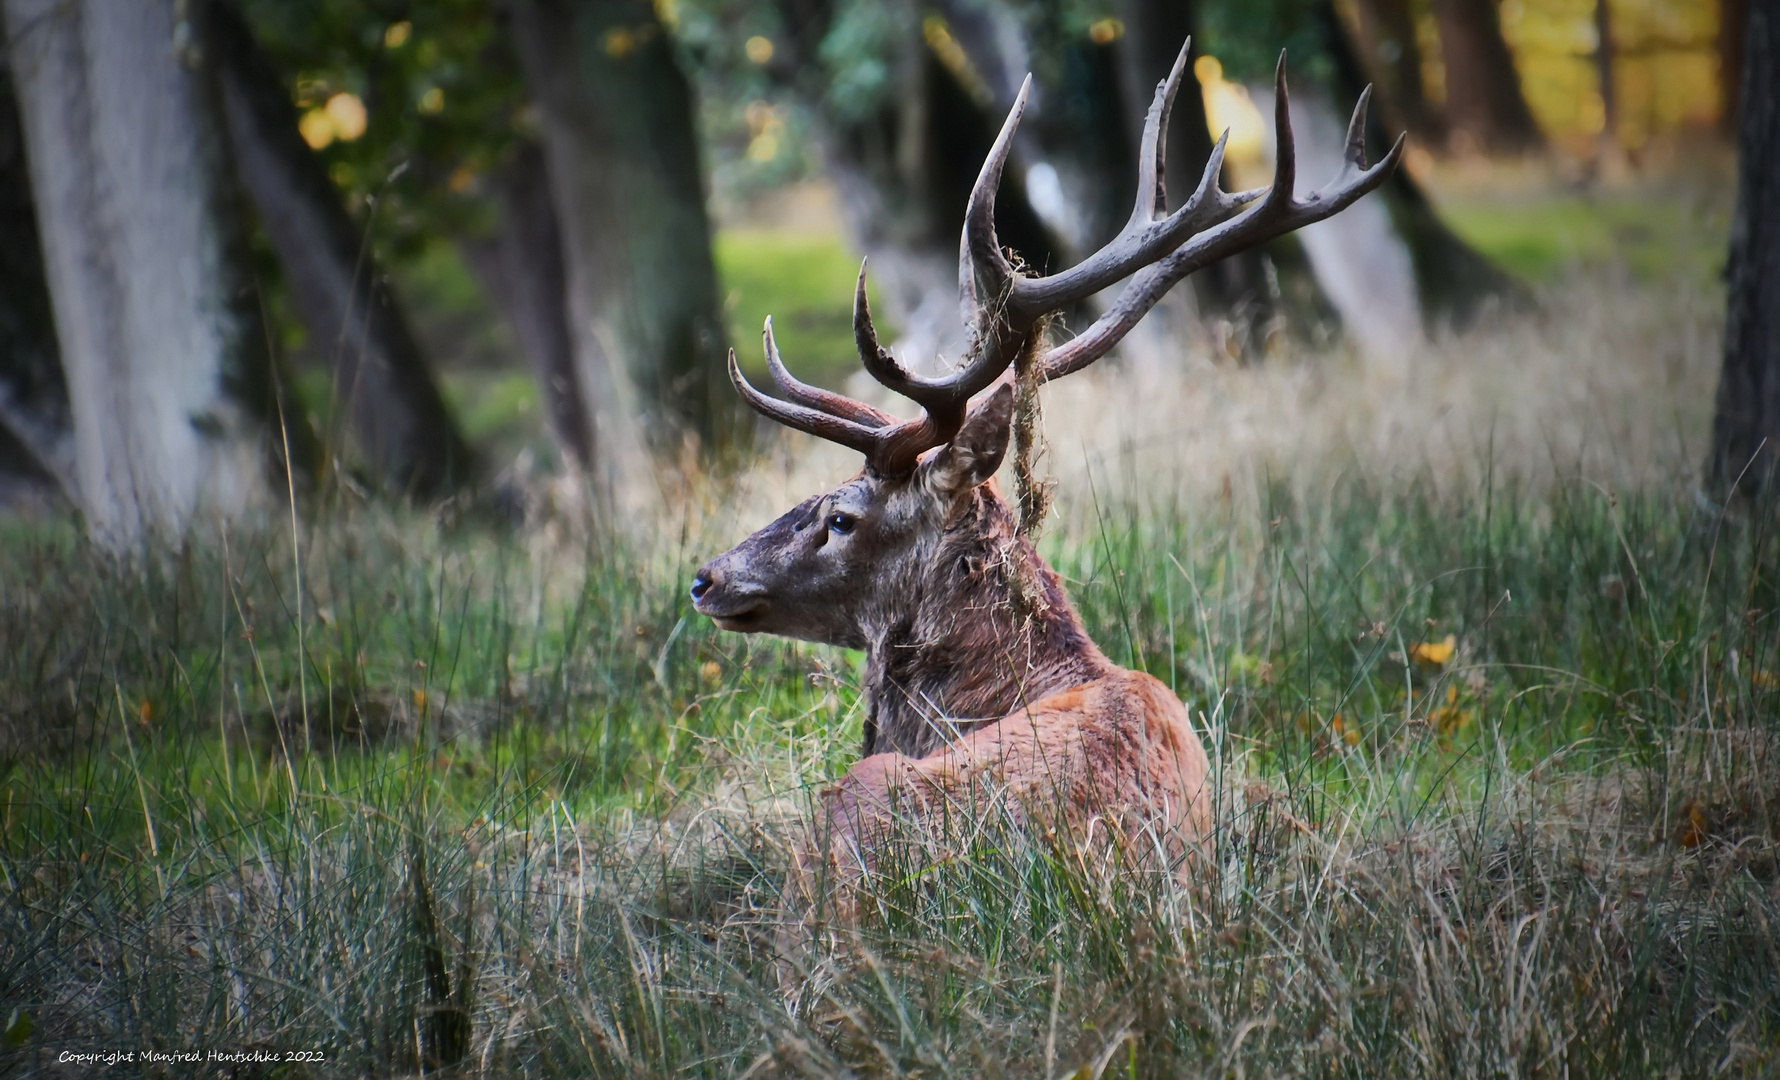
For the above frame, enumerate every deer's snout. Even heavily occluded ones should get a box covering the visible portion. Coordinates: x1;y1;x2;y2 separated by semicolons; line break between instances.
690;557;769;627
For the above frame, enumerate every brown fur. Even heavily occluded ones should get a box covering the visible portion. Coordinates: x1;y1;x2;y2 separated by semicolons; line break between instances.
861;478;1114;757
823;669;1210;872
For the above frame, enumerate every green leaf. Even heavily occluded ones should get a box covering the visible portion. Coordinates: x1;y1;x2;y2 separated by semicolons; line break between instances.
4;1008;32;1047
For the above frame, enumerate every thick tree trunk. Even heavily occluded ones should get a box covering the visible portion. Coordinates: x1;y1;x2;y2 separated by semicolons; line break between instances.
1113;0;1285;357
4;0;278;545
0;44;72;497
1431;0;1544;153
458;141;594;470
1319;1;1520;331
209;2;473;497
507;0;737;485
1708;0;1780;499
1347;0;1447;143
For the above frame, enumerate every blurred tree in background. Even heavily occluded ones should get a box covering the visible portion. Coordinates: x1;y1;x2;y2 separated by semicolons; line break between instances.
0;0;1757;538
217;1;474;497
236;0;583;479
1709;0;1778;500
240;0;738;492
3;0;294;546
506;0;740;473
0;44;70;505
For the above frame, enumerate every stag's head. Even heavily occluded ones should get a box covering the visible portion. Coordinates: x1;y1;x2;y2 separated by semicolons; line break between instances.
691;44;1401;647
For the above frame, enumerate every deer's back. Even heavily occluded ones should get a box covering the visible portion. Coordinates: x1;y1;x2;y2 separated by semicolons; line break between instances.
822;669;1211;865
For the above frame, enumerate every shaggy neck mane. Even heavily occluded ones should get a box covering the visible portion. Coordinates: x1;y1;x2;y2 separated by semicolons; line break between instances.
859;483;1112;758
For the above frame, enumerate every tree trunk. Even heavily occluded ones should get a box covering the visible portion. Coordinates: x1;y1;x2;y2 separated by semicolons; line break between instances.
1347;0;1447;143
1319;0;1520;331
1259;81;1425;359
813;2;1065;371
458;140;594;470
1431;0;1543;153
0;43;73;497
507;0;737;485
1720;0;1748;137
209;1;473;498
1708;0;1780;499
1594;0;1616;144
1113;0;1286;358
3;0;280;545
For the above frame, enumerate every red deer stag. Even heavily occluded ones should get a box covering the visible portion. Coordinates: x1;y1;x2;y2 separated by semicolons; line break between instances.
691;44;1401;868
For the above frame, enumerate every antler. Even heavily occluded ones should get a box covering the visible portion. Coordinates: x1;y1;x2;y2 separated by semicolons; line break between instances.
728;41;1404;477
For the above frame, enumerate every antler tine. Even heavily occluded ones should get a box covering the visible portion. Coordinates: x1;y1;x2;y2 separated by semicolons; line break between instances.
860;262;1015;427
1003;42;1250;323
852;261;911;397
1344;84;1374;169
1036;66;1404;382
727;349;882;456
766;317;895;429
959;75;1029;326
1134;38;1191;223
1261;52;1298;211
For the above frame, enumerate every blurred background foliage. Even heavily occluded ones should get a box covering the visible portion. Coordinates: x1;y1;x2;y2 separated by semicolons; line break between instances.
0;0;1745;519
213;0;1737;478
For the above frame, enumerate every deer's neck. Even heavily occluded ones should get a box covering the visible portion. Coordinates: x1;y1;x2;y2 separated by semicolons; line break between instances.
859;496;1113;758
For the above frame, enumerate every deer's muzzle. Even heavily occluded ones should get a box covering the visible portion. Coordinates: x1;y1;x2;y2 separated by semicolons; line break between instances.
690;562;769;628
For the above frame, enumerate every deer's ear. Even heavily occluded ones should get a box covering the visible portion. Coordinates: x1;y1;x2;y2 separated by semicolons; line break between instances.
927;383;1013;495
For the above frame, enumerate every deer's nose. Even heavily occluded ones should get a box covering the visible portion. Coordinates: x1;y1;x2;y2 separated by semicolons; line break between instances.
690;568;717;602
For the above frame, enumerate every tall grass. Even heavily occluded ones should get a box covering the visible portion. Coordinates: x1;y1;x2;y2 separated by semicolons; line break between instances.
2;271;1776;1076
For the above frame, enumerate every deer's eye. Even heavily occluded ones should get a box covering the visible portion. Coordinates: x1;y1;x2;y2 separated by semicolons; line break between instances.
826;511;857;535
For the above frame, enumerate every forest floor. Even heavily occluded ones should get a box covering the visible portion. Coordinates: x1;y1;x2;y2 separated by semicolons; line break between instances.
2;163;1777;1077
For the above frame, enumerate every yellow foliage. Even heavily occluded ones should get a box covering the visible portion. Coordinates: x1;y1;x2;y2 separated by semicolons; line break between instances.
1193;56;1266;180
1410;634;1457;666
299;92;367;149
325;92;366;139
1088;18;1123;44
297;109;334;150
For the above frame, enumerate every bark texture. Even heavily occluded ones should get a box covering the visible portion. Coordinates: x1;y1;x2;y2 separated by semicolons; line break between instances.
1320;1;1520;330
1347;0;1446;142
1594;0;1616;139
0;43;72;496
210;2;472;497
459;141;593;470
4;0;276;544
508;0;736;481
1708;0;1780;498
828;5;1062;368
1431;0;1543;153
1113;0;1284;355
1721;0;1748;136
